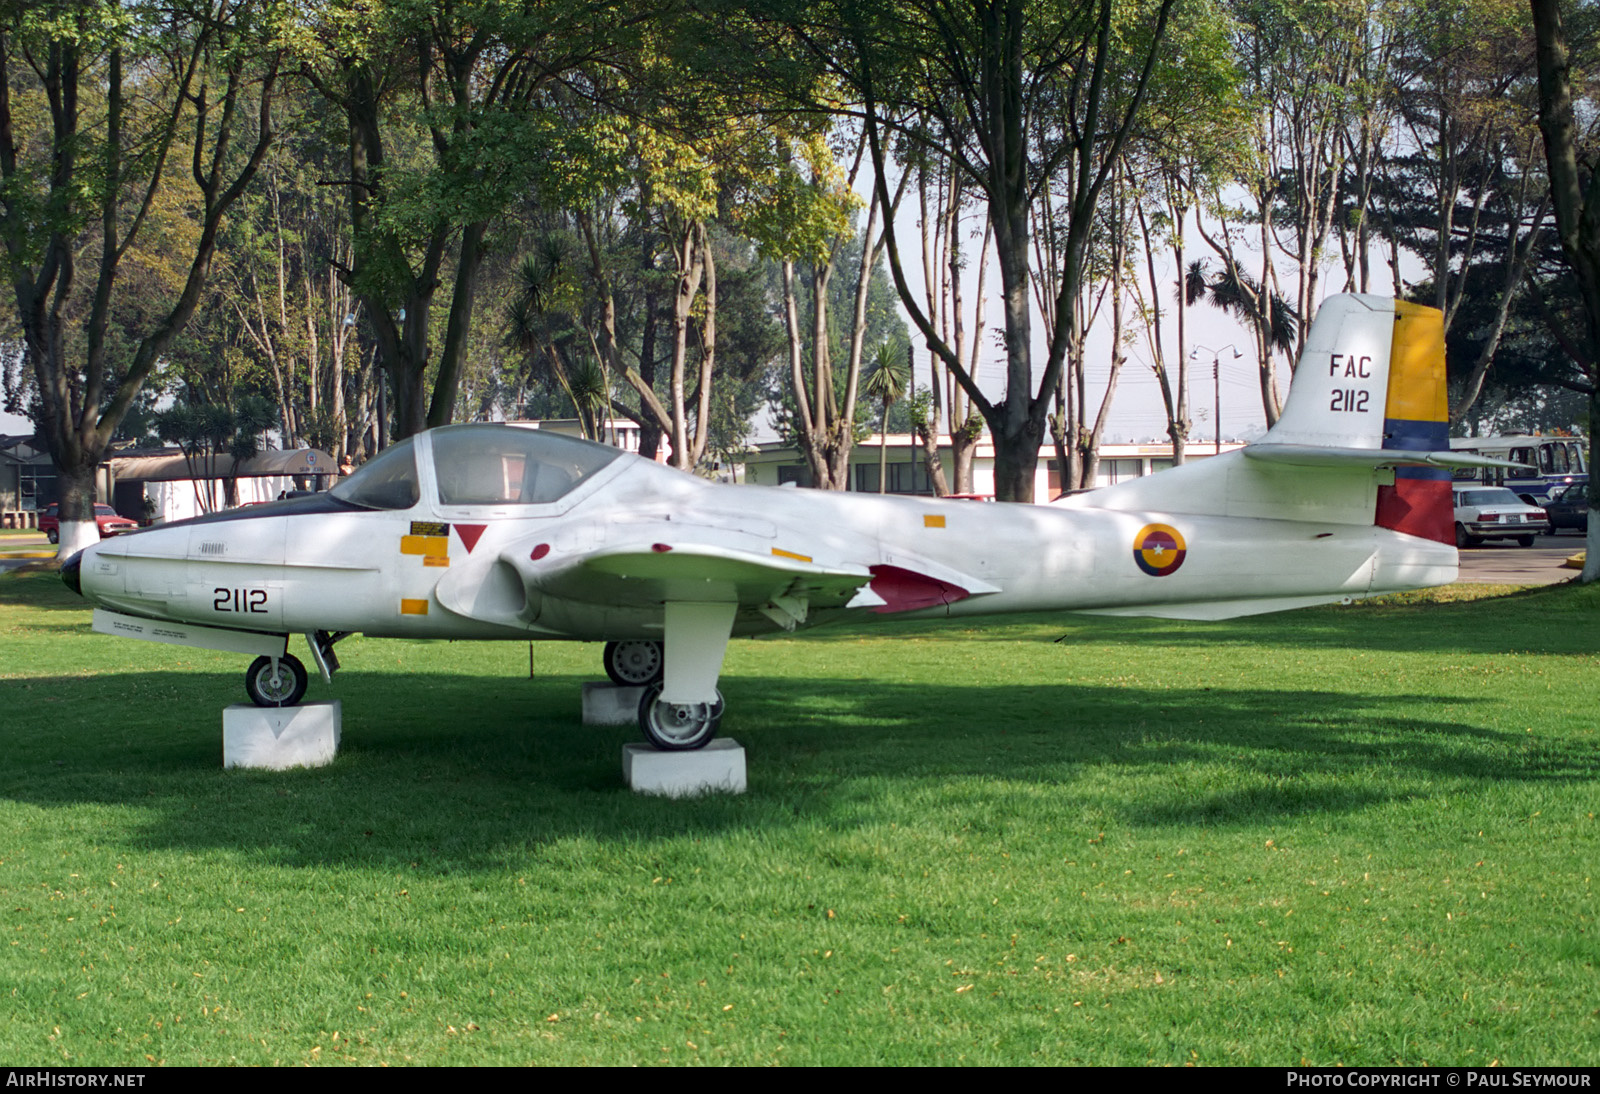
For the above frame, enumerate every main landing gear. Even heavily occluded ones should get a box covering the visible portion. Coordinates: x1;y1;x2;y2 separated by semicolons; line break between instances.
613;603;737;752
610;638;724;747
603;640;665;686
637;683;725;750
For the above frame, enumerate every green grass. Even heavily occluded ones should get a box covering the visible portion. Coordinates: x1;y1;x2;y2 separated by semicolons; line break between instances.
2;571;1597;1065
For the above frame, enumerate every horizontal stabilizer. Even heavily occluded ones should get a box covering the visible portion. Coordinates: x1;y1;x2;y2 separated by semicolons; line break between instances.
1246;444;1528;471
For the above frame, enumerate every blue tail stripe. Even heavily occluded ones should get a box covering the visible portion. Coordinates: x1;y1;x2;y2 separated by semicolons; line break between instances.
1383;417;1448;452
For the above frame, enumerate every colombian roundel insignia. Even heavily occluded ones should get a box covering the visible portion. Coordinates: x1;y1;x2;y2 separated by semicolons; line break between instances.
1132;523;1186;577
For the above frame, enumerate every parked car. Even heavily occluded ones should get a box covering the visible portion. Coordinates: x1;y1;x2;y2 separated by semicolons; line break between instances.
37;503;139;544
1545;482;1590;535
1452;487;1550;548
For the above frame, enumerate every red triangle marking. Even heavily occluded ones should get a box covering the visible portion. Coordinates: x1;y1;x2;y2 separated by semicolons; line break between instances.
455;523;487;553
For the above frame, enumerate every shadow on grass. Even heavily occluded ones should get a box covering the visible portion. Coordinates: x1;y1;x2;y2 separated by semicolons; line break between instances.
0;569;85;614
1;661;1594;875
794;580;1600;658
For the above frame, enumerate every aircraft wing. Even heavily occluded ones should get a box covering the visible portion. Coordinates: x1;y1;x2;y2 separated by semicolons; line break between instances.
434;519;997;633
526;541;874;614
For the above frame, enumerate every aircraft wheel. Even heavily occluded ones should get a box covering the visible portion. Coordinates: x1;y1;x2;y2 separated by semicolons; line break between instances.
638;683;722;751
604;640;664;686
245;654;308;708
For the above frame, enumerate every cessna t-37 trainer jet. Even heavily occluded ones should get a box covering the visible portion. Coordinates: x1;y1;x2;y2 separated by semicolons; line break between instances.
63;295;1501;750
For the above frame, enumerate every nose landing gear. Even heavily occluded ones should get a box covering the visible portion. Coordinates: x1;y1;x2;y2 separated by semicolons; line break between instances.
245;654;309;707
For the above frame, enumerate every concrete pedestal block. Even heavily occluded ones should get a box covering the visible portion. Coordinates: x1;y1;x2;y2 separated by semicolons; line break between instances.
583;682;645;726
622;739;746;797
223;701;342;770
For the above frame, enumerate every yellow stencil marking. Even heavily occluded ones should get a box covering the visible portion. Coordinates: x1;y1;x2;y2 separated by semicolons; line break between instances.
423;556;449;568
923;514;946;528
772;547;813;563
400;598;429;616
400;534;449;558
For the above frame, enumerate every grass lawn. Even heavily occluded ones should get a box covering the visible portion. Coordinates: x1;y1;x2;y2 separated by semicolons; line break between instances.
1;570;1596;1065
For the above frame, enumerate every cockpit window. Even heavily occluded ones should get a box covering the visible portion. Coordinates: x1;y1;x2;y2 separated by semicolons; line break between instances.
430;425;621;506
329;439;421;510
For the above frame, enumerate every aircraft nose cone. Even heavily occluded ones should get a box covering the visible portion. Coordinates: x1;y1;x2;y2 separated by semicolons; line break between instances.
60;549;84;597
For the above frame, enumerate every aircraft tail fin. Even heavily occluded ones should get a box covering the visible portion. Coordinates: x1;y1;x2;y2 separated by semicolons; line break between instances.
1059;294;1466;541
1247;296;1454;543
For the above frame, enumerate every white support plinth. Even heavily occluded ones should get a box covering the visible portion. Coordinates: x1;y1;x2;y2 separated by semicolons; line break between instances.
223;701;342;770
622;739;746;797
583;682;645;726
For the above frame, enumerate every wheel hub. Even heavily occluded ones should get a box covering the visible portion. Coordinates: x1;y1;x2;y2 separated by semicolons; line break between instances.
637;684;723;750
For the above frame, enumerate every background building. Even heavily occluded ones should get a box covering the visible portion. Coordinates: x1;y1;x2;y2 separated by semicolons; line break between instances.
742;435;1245;499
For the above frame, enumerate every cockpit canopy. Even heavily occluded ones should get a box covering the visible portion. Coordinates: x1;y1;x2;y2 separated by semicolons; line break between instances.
330;438;421;510
330;425;623;511
431;425;622;505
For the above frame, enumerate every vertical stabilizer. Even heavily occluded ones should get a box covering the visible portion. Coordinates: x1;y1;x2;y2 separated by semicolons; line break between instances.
1261;294;1396;450
1061;294;1455;540
1253;294;1452;543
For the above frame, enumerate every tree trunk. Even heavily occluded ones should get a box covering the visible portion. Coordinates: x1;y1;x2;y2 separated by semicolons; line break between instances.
914;419;950;496
1532;0;1600;582
54;461;101;557
425;220;486;428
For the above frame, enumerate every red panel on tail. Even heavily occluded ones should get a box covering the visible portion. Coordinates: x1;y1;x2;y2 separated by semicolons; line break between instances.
1375;478;1453;545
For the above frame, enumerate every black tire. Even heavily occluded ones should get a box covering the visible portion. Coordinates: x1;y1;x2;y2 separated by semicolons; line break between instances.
637;682;722;751
46;528;58;544
245;654;308;708
603;640;664;686
1455;523;1476;549
1516;535;1535;548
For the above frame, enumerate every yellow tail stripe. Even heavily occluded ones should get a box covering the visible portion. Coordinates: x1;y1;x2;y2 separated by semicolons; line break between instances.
1386;300;1448;424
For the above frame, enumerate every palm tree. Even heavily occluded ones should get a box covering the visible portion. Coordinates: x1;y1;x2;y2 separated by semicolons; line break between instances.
1185;260;1298;355
504;237;609;440
862;342;910;493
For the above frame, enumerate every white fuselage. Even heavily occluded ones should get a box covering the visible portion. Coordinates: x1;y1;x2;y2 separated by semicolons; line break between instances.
75;433;1456;644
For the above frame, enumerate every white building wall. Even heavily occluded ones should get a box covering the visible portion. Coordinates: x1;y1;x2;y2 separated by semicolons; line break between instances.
147;476;295;524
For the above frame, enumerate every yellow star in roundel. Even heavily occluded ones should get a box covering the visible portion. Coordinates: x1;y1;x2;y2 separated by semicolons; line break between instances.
1132;523;1187;577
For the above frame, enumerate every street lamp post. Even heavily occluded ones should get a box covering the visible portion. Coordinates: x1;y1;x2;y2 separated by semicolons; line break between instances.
1190;345;1242;455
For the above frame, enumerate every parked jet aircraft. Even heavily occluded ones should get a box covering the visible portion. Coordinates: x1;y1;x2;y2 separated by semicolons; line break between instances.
63;295;1504;750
